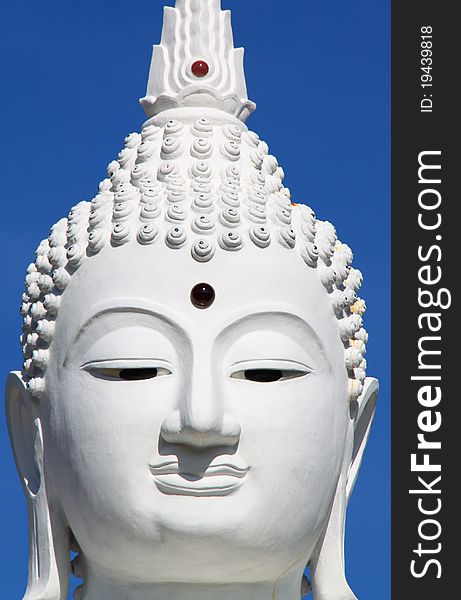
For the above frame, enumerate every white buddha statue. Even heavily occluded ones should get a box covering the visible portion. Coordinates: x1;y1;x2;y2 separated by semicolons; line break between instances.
6;1;378;599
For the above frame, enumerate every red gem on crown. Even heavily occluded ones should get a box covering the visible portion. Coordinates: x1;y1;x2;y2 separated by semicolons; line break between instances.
191;60;209;78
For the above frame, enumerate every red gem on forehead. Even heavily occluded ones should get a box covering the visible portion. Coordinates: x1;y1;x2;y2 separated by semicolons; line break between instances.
191;60;209;78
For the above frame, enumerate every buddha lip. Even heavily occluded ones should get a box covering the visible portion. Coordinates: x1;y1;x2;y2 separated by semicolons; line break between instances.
149;459;250;496
149;460;250;479
152;473;244;497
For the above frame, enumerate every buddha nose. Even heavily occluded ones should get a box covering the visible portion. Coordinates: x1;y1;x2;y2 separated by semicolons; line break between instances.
160;361;241;449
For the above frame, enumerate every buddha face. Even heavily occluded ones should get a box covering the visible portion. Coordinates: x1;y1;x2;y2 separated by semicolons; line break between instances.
39;240;350;584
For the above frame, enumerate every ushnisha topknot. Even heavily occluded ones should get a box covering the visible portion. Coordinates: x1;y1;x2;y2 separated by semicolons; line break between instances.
19;0;368;401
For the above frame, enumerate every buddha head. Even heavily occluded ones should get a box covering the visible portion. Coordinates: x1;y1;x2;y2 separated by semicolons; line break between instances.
6;1;378;599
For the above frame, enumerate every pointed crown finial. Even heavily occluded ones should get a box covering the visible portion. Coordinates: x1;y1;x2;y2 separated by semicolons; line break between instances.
140;0;256;122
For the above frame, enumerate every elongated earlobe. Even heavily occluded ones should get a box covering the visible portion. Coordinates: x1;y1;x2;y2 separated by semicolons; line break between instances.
5;372;69;600
310;378;378;600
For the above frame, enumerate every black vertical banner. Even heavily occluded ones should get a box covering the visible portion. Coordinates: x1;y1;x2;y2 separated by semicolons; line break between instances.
392;2;457;598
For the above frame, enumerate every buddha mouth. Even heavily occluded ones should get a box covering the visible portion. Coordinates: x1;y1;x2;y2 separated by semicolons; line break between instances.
149;460;250;497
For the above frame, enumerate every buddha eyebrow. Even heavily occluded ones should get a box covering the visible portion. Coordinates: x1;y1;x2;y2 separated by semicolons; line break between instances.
76;302;188;336
65;305;330;371
63;302;191;367
216;310;331;368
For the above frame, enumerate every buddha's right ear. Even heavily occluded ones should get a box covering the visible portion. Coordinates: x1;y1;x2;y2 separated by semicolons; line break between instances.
5;371;69;600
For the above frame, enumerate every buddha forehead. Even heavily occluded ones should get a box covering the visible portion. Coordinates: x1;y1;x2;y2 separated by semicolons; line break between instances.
54;240;341;355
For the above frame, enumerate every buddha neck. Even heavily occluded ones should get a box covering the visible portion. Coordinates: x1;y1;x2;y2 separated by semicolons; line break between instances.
78;563;306;600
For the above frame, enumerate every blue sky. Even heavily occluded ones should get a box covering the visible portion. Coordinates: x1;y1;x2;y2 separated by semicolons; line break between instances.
0;0;390;597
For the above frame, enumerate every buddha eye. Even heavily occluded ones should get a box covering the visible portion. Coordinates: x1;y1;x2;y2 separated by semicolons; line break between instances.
119;368;158;380
83;362;172;381
230;363;311;383
91;367;171;381
245;369;282;382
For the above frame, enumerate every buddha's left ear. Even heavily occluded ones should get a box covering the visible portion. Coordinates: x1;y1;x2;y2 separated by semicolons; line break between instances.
5;372;69;600
346;377;379;500
310;377;379;600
